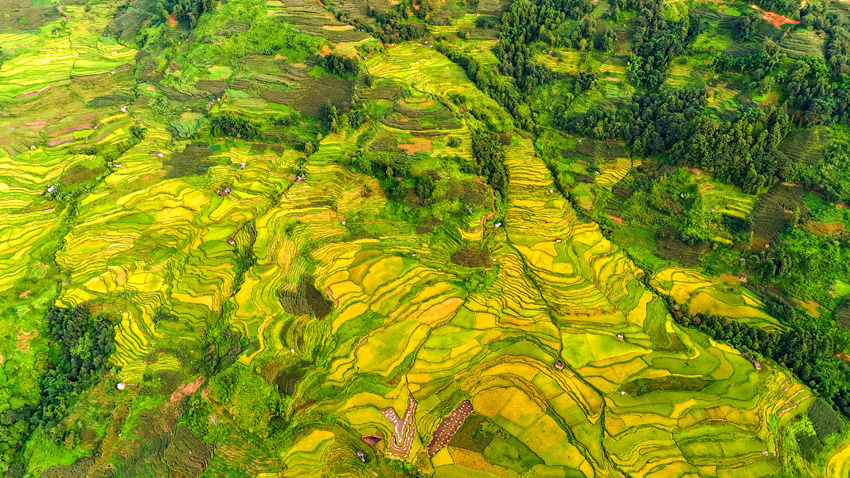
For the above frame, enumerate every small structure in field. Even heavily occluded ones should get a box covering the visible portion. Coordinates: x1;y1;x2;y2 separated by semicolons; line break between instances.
554;361;564;370
616;333;624;341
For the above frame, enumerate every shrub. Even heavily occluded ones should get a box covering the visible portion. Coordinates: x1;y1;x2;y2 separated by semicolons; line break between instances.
450;245;490;267
415;175;434;200
796;431;823;461
210;112;258;140
809;399;843;441
279;274;334;318
323;53;359;78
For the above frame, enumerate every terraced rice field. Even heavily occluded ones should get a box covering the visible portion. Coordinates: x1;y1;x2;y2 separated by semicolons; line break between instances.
650;267;787;331
596;157;637;186
2;0;846;475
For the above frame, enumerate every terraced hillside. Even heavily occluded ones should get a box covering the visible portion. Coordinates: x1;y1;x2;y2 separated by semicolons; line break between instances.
2;0;850;476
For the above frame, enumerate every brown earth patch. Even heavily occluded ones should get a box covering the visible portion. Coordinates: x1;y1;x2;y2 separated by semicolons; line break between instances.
48;136;75;147
427;399;473;456
17;328;38;352
195;80;227;95
751;4;800;28
261;75;354;118
58;124;91;134
170;376;205;402
398;136;432;153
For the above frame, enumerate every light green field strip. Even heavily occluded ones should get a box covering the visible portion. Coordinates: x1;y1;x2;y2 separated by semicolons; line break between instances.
597;157;637;186
699;176;756;219
428;14;479;36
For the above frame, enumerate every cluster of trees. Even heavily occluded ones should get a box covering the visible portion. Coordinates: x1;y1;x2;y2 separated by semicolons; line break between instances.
210;112;258;140
363;7;426;43
753;227;850;296
38;305;115;440
559;88;793;192
673;106;791;192
559;88;707;153
0;350;40;473
199;315;245;375
675;311;850;417
627;0;694;89
817;140;850;204
164;0;213;28
732;9;760;41
762;5;850;125
231;224;257;293
435;44;530;128
346;151;437;203
472;133;509;197
323;53;358;78
712;41;785;74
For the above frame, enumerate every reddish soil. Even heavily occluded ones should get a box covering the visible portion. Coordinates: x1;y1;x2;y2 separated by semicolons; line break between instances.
398;137;432;154
684;166;703;175
167;15;177;26
326;287;342;307
607;214;624;224
750;5;800;29
48;136;74;147
170;376;205;403
58;124;90;134
20;86;49;98
17;328;38;352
